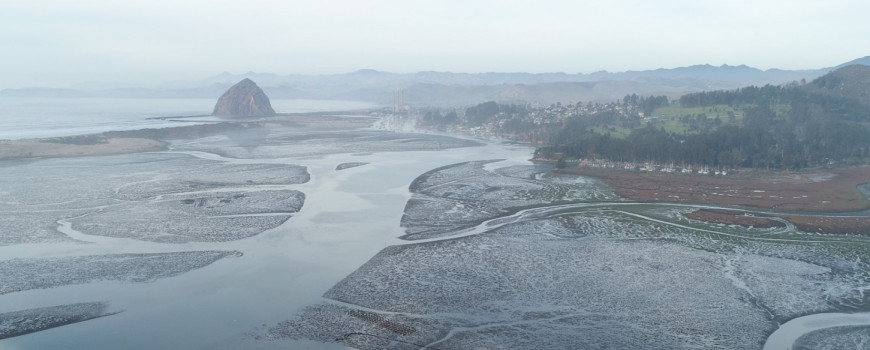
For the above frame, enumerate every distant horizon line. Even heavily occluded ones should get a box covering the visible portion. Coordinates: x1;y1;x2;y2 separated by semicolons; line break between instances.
215;63;828;77
4;55;867;91
213;55;869;77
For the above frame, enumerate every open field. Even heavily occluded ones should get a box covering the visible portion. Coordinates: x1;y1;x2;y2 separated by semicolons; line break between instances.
648;104;744;134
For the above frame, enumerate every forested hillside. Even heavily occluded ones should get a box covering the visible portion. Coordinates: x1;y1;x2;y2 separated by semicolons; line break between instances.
535;65;870;170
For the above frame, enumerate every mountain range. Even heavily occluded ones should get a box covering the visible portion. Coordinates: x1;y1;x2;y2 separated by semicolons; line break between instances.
3;56;869;107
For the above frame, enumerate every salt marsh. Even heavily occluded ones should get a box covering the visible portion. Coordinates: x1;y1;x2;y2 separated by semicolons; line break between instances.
270;158;870;350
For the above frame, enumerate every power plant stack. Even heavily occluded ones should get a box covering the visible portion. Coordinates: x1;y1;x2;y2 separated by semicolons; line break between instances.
392;89;406;114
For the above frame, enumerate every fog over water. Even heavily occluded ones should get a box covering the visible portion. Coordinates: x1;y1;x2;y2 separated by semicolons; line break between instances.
0;98;375;140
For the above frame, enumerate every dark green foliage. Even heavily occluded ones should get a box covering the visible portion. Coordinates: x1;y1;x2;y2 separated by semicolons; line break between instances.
806;65;870;106
551;79;870;169
416;72;870;170
465;101;500;126
418;97;668;145
625;94;669;116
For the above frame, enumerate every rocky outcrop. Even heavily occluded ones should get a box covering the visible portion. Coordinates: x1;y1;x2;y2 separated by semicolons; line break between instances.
212;78;276;117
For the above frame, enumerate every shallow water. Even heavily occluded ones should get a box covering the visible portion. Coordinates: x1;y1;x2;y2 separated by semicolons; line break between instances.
0;97;374;140
0;128;532;349
764;312;870;350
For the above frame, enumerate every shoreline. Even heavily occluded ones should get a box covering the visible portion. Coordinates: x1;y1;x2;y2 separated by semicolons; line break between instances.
0;114;377;161
558;166;870;235
5;115;869;235
0;137;169;160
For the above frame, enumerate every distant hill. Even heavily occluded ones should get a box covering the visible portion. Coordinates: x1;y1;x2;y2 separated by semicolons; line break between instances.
804;64;870;105
2;56;868;107
832;56;870;70
0;88;92;98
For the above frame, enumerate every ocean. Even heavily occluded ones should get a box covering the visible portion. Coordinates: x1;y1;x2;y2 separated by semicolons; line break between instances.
0;97;375;140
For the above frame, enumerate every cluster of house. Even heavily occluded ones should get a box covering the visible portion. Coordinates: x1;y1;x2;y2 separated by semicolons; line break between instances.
524;101;638;125
575;159;731;176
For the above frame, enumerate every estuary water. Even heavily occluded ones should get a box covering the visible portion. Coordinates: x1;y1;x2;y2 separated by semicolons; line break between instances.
1;145;533;350
764;313;870;350
0;97;375;140
0;97;532;349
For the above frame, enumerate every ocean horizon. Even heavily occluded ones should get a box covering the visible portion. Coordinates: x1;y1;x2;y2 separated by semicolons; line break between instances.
0;97;376;140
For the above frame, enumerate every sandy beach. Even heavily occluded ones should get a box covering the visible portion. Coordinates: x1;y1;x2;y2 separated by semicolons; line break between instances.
0;138;168;160
0;113;376;161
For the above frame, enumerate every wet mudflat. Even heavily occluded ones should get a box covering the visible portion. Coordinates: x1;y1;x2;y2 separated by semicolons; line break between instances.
0;121;513;349
1;119;868;349
171;128;482;159
0;153;309;245
269;159;870;350
0;251;241;296
0;302;117;340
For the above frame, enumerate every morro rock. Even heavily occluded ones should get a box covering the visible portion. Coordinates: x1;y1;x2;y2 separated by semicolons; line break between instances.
212;78;276;117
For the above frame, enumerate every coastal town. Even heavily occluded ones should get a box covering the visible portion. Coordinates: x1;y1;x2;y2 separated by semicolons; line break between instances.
557;158;730;176
404;95;743;176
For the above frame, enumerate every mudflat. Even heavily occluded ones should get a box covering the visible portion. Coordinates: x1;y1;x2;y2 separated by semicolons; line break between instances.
0;138;167;160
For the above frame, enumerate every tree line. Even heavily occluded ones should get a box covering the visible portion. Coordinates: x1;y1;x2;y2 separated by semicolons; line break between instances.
413;79;870;170
544;84;870;169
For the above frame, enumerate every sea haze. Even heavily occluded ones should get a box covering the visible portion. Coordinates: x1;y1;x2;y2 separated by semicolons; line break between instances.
0;97;375;140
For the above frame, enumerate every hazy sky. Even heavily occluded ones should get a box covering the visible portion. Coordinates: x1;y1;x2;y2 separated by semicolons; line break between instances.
2;0;868;89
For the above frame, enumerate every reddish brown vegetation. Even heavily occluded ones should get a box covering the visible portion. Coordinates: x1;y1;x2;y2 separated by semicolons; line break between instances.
781;215;870;235
560;166;870;235
560;167;870;212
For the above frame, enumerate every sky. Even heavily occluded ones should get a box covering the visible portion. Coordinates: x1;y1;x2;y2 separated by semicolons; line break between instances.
1;0;869;89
